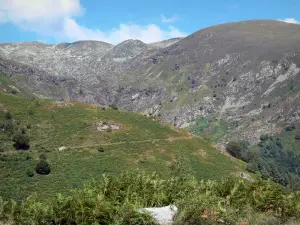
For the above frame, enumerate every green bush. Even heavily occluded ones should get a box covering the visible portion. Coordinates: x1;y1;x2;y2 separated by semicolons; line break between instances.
12;132;30;150
4;111;12;120
98;147;104;152
225;141;248;160
285;125;295;131
109;103;118;110
26;170;34;177
3;121;14;134
35;159;51;175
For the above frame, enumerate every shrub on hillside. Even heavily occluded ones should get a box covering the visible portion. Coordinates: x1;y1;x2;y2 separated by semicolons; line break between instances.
26;169;34;177
36;159;51;175
3;121;14;134
5;111;12;120
12;132;30;150
109;103;118;110
285;125;295;131
226;141;248;160
295;133;300;141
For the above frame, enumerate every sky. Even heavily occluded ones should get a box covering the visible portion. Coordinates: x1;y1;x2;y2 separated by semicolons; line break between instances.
0;0;299;44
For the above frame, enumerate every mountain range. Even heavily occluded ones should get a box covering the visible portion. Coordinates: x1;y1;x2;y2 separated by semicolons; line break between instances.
1;20;300;144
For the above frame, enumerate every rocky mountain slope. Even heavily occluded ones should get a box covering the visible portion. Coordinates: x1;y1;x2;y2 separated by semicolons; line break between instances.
1;20;300;144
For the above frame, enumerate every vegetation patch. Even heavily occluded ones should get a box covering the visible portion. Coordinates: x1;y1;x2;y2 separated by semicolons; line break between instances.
0;172;299;225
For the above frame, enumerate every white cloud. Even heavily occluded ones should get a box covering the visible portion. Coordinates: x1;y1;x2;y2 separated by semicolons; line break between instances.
0;0;186;44
278;18;299;24
161;14;178;23
63;18;186;43
0;0;82;23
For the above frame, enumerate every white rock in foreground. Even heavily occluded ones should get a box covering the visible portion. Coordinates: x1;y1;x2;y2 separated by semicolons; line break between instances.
139;205;178;225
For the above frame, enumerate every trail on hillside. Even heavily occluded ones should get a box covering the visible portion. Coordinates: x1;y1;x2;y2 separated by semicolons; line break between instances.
65;136;194;150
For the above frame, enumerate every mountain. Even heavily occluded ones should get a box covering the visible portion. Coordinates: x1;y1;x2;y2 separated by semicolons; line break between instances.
1;20;300;144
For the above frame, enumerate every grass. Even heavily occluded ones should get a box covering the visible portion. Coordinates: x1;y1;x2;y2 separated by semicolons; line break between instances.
188;116;231;142
0;93;246;201
0;172;299;225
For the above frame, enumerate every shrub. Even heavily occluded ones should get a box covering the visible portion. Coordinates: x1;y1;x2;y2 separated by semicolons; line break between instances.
5;111;12;120
110;103;118;110
26;170;34;177
39;152;47;160
285;125;295;131
226;142;244;159
3;121;14;134
25;154;32;160
28;109;34;116
21;127;26;134
246;162;259;173
98;147;104;152
12;132;30;150
36;159;51;175
26;124;31;129
295;133;300;141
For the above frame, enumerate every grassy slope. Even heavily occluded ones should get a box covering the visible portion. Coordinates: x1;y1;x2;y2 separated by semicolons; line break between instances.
0;91;246;201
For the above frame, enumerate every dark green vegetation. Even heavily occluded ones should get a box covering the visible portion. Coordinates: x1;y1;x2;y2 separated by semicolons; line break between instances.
0;172;299;225
0;93;246;201
226;129;300;190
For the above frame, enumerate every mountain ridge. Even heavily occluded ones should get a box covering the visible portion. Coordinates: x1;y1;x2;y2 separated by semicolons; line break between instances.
1;20;300;144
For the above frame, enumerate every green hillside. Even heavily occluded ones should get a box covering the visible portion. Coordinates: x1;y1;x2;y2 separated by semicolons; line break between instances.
0;92;247;201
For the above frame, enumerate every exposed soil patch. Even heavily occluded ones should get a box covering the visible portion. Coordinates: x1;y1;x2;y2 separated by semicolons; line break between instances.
95;120;123;132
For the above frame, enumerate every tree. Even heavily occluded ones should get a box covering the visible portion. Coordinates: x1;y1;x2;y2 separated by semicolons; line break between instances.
36;160;51;175
247;162;259;173
36;154;51;175
226;141;244;159
12;132;30;150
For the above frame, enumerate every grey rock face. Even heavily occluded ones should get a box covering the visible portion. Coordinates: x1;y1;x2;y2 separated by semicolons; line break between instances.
1;20;300;144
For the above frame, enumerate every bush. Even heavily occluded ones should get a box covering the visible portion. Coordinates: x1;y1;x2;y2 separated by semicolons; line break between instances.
39;152;47;160
285;125;295;131
5;111;12;120
36;159;51;175
11;89;18;94
21;127;26;134
26;170;34;177
246;162;259;173
295;134;300;141
3;121;14;134
110;103;118;110
12;132;30;150
226;142;243;159
28;109;34;116
98;147;104;152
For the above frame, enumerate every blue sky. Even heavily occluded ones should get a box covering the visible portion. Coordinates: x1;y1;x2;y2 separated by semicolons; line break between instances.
0;0;299;44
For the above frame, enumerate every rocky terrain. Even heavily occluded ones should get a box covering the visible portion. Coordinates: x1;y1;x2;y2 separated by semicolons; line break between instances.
1;20;300;144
